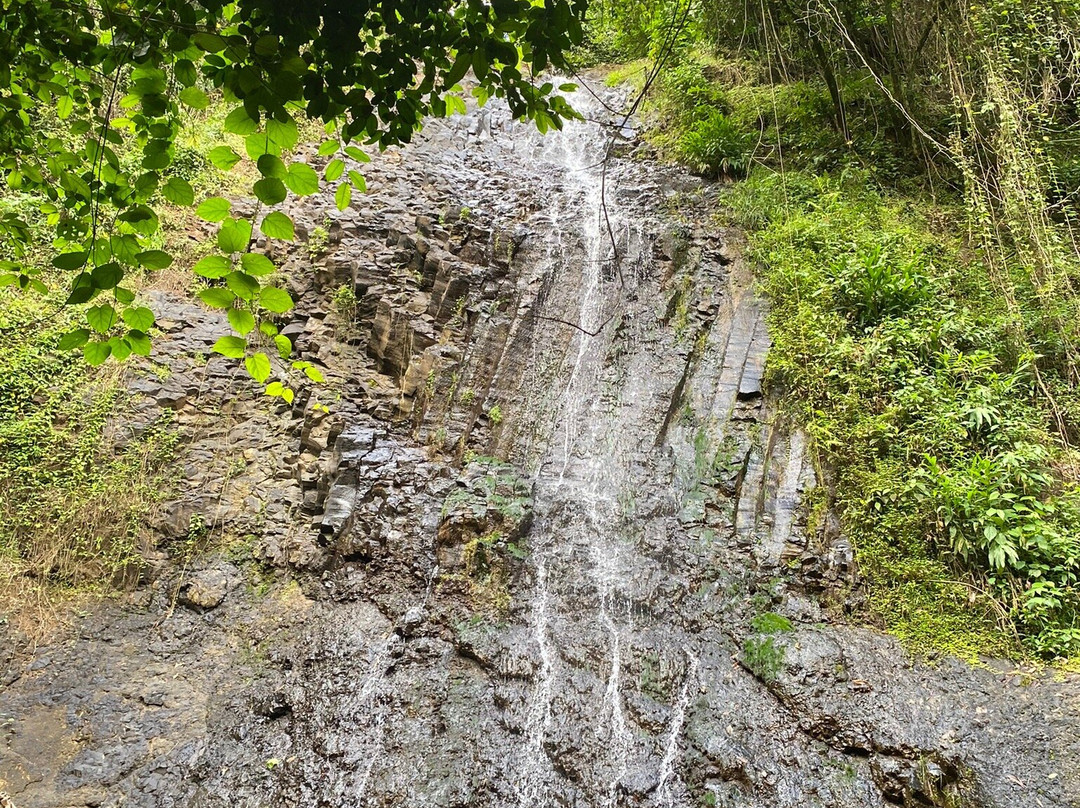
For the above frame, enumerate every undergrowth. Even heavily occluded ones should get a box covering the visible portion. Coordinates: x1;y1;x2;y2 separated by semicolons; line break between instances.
607;40;1080;661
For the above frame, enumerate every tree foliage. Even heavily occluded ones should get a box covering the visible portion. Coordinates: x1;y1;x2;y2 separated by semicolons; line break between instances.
0;0;585;389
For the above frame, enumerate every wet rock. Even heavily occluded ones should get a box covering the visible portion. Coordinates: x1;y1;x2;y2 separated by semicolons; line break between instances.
177;570;229;612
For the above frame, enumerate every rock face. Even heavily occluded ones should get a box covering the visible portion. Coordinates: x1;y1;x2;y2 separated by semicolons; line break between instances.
1;81;1078;808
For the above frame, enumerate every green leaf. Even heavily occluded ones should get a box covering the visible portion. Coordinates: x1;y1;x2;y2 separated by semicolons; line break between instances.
162;177;195;206
225;270;260;300
245;132;277;160
199;287;235;309
303;365;325;383
53;251;88;270
136;250;173;269
67;273;96;304
324;159;345;181
257;154;287;179
192;32;228;52
267;117;299;150
284;162;319;195
179;87;210;109
318;140;339;156
58;328;90;351
114;287;136;305
218;218;253;253
212;335;246;358
245;352;272;383
282;387;295;404
127;330;152;356
223;106;259;135
208;146;242;171
253;177;287;205
241;253;276;276
193;255;231;279
273;334;292;358
87;303;117;333
84;341;112;365
197;197;232;222
335;182;352;211
265;381;285;397
259;286;294;313
175;59;198;87
57;95;74;120
122;306;155;331
228;307;256;335
261;321;280;337
110;336;132;361
344;146;370;163
261;212;295;241
91;262;124;290
348;170;367;192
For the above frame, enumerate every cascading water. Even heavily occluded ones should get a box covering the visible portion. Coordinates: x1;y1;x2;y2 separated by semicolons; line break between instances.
7;77;1073;808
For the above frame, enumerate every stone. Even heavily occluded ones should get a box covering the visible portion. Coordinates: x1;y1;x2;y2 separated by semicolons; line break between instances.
177;570;229;612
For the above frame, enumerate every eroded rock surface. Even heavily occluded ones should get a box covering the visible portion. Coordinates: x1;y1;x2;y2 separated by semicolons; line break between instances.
1;81;1077;808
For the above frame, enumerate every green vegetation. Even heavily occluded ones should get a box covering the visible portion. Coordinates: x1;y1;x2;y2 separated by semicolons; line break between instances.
742;611;794;682
591;0;1080;660
0;0;586;398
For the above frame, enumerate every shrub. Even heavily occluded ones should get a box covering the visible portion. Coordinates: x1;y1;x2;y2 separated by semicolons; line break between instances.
678;109;754;177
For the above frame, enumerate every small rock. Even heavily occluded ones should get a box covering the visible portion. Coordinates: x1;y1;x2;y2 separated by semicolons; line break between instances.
178;570;229;612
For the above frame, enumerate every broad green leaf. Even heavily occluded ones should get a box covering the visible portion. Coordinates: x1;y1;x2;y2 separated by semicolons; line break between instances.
136;250;173;269
208;146;242;171
197;197;231;222
53;251;88;270
218;218;253;253
265;381;284;396
245;132;278;160
284;162;319;195
58;328;90;351
261;212;294;241
212;335;246;358
110;336;132;361
87;303;117;333
91;262;123;289
348;170;367;192
228;307;256;335
253;177;287;205
273;334;292;358
127;330;152;356
84;341;112;365
192;32;228;52
267;117;299;150
259;286;294;313
324;159;345;181
67;273;95;304
241;253;275;276
260;321;279;337
318;140;339;156
199;287;235;309
303;365;325;383
179;87;210;109
57;95;74;120
225;270;260;299
114;287;136;305
344;146;370;163
335;182;351;211
175;59;198;87
245;352;272;383
223;106;258;135
193;255;231;279
122;306;155;331
282;387;295;404
257;154;287;179
446;95;467;116
162;177;194;206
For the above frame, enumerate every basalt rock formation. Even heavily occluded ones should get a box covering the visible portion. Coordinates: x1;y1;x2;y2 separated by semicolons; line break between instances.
1;83;1077;808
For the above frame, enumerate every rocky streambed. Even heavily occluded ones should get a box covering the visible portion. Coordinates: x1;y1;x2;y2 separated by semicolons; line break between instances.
1;81;1077;808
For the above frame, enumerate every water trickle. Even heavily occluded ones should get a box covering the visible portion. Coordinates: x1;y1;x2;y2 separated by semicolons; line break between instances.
655;652;700;807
